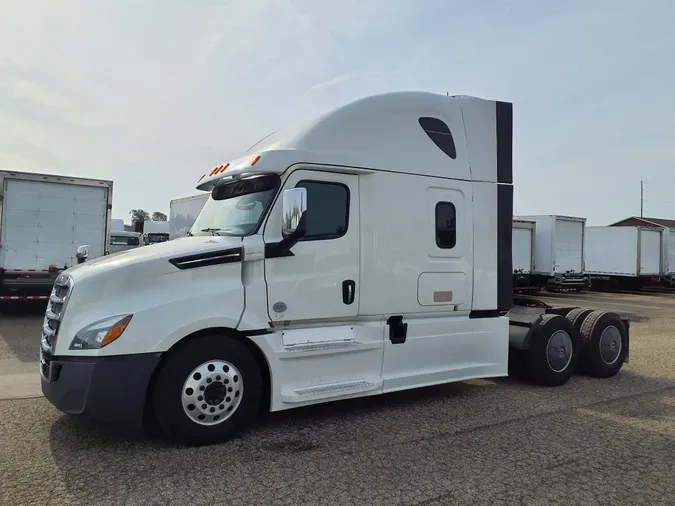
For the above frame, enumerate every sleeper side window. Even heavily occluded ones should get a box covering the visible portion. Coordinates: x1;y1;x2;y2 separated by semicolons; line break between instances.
435;202;456;248
295;180;349;241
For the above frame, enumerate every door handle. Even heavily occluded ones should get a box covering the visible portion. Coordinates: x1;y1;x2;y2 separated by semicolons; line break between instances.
342;280;355;305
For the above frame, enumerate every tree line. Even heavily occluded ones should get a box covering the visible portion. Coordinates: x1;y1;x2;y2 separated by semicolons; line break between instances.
129;209;167;224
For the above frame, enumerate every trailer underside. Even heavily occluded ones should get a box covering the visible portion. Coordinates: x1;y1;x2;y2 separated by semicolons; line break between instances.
0;268;61;300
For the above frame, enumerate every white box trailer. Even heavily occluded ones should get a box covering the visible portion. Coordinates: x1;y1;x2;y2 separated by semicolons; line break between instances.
585;226;663;290
169;193;209;240
0;170;113;300
514;214;587;291
512;219;539;293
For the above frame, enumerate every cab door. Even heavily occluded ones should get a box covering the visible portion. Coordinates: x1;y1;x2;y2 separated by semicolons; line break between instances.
263;169;360;324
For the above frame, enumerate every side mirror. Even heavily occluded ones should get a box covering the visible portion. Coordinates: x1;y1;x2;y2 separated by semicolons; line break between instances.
269;188;307;256
76;245;90;264
282;187;307;237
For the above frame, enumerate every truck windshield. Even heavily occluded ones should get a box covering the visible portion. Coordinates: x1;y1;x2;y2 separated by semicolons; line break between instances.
190;174;280;237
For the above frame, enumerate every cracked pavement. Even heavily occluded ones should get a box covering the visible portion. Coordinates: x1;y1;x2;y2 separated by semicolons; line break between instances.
1;291;675;505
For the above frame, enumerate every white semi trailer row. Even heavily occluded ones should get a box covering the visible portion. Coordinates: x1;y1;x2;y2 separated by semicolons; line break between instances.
39;92;630;446
0;170;113;301
509;213;675;296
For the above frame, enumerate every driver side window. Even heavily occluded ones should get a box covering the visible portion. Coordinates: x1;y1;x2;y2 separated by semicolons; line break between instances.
296;180;350;241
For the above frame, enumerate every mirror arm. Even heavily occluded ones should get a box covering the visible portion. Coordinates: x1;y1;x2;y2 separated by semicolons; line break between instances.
276;212;307;254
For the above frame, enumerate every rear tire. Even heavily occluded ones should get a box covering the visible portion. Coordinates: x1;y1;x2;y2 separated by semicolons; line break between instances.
565;308;593;336
151;334;262;446
525;314;579;387
578;311;628;378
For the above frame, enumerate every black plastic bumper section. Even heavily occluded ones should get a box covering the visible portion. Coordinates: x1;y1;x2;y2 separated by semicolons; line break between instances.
41;352;162;429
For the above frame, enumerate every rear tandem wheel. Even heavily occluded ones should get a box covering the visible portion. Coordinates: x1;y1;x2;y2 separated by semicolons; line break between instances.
578;310;628;378
525;314;580;387
565;307;594;336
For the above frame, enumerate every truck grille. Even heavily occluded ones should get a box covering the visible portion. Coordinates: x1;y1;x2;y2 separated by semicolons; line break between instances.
41;274;73;352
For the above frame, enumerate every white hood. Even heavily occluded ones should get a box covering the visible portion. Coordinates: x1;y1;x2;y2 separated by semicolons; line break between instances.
65;236;243;282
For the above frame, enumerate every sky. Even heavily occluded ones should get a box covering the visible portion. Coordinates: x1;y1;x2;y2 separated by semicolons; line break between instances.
1;0;674;225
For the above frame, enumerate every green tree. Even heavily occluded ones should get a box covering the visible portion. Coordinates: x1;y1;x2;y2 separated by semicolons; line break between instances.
129;209;150;224
152;212;167;221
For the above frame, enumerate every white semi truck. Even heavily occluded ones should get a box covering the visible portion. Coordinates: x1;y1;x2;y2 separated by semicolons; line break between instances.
0;170;113;301
169;193;209;240
39;92;630;446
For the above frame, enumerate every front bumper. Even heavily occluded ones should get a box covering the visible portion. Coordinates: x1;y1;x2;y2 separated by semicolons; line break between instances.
40;350;162;429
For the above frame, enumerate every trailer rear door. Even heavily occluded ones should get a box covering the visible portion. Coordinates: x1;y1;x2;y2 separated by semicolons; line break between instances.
554;218;584;273
666;229;675;275
639;229;662;275
0;179;108;271
512;228;533;272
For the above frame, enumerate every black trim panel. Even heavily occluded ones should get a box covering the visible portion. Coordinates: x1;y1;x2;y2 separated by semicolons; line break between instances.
497;184;514;311
264;242;295;259
469;309;508;319
245;328;273;336
169;247;242;270
41;352;161;429
495;101;513;184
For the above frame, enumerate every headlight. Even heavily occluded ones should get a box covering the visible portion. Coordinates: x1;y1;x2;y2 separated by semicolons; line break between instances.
69;315;133;350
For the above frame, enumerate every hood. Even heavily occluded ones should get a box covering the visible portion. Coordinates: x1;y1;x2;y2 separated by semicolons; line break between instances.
65;236;243;282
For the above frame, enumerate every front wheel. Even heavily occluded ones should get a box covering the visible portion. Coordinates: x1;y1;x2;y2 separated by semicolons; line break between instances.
151;334;262;446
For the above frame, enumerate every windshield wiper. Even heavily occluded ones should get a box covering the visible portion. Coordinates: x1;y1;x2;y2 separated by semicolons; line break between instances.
200;228;223;236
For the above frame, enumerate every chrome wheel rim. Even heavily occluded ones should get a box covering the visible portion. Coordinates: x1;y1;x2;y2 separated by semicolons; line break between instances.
181;360;243;426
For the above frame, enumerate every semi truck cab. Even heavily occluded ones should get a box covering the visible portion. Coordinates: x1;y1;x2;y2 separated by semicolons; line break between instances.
39;92;630;446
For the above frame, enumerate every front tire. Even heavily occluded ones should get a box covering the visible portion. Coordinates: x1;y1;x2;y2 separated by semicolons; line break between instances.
525;314;580;387
151;334;262;446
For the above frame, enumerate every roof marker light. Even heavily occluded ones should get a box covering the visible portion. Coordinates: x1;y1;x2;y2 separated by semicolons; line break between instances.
250;155;261;166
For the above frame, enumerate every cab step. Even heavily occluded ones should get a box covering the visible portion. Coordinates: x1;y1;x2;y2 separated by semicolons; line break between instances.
281;378;382;403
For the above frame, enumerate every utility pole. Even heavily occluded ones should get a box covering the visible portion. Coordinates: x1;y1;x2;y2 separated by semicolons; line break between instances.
640;180;644;217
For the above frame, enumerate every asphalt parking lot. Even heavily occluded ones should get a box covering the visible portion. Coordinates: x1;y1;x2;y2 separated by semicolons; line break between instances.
1;292;674;506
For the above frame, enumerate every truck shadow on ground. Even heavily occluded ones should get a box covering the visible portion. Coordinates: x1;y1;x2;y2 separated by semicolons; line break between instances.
45;369;675;503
